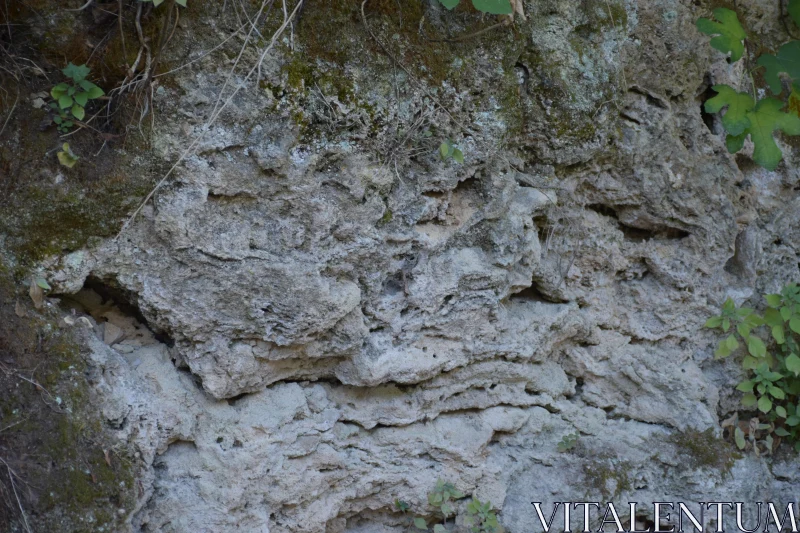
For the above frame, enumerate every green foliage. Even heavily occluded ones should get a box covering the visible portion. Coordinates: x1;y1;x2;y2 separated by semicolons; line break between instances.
49;63;104;133
439;139;464;164
57;143;79;169
435;0;512;15
557;432;579;452
396;480;503;533
706;285;800;452
698;8;800;170
696;8;746;62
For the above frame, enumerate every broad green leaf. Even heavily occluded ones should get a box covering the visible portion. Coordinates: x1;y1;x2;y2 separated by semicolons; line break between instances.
726;335;739;351
773;325;785;344
788;415;800;426
705;316;722;328
58;94;74;109
439;141;453;160
79;79;96;91
86;86;104;99
791;316;800;334
51;83;69;99
175;0;187;5
471;0;512;14
53;115;62;124
731;98;800;170
722;318;731;332
759;395;773;413
414;517;427;530
74;92;89;107
715;342;731;359
786;353;800;375
71;104;85;121
736;380;754;392
696;8;746;62
775;426;791;436
766;294;783;307
782;306;793;321
790;0;800;27
757;383;766;395
735;427;746;449
62;62;90;82
434;526;447;533
777;405;788;418
452;149;464;164
742;392;757;407
736;323;751;338
757;41;800;94
742;355;759;369
765;308;783;326
748;336;766;358
35;278;51;290
769;386;786;399
704;85;754;135
438;0;460;8
152;0;165;6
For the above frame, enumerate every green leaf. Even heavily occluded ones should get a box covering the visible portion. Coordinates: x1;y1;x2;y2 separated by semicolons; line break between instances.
758;41;800;94
434;526;447;533
773;325;785;344
53;115;63;124
736;380;755;392
86;86;104;99
748;336;767;358
62;62;90;82
787;415;800;426
704;85;755;135
153;0;165;6
71;104;85;121
51;83;69;99
790;316;800;334
715;342;732;359
705;316;722;328
175;0;187;5
735;426;746;449
742;355;759;369
769;386;786;399
471;0;512;14
58;94;74;109
439;141;453;160
74;92;89;107
775;426;790;436
57;143;79;168
733;98;800;170
782;306;793;321
438;0;460;8
35;278;51;290
414;517;427;530
726;335;739;351
441;502;453;516
452;149;464;164
765;308;783;326
766;294;783;307
758;395;773;413
742;392;757;407
722;318;731;332
696;8;746;62
785;353;800;375
777;406;788;418
79;79;97;92
790;0;800;27
736;323;751;339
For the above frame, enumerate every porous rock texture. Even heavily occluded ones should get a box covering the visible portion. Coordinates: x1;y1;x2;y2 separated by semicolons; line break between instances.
14;0;800;531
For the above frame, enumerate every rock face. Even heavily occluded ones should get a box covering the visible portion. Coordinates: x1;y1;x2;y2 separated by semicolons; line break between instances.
23;0;800;531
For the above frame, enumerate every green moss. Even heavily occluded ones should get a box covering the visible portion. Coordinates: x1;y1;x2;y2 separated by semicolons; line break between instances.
582;457;632;499
668;428;740;477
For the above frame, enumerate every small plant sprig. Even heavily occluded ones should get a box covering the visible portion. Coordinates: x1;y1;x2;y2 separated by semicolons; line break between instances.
436;0;512;15
49;63;104;133
394;480;503;533
697;6;800;170
439;139;464;164
706;284;800;452
557;433;579;452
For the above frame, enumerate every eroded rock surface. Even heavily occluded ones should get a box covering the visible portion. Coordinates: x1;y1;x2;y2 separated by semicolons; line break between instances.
21;0;800;531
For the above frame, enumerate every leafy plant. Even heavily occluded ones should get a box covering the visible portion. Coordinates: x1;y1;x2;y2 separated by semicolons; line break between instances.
557;433;579;452
439;139;464;164
437;0;512;15
50;63;104;133
57;143;79;168
395;480;502;533
697;6;800;170
706;284;800;452
464;497;504;533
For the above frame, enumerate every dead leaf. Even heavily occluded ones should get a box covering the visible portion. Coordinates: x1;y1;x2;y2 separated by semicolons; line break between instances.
29;281;44;309
104;449;112;467
15;300;26;318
